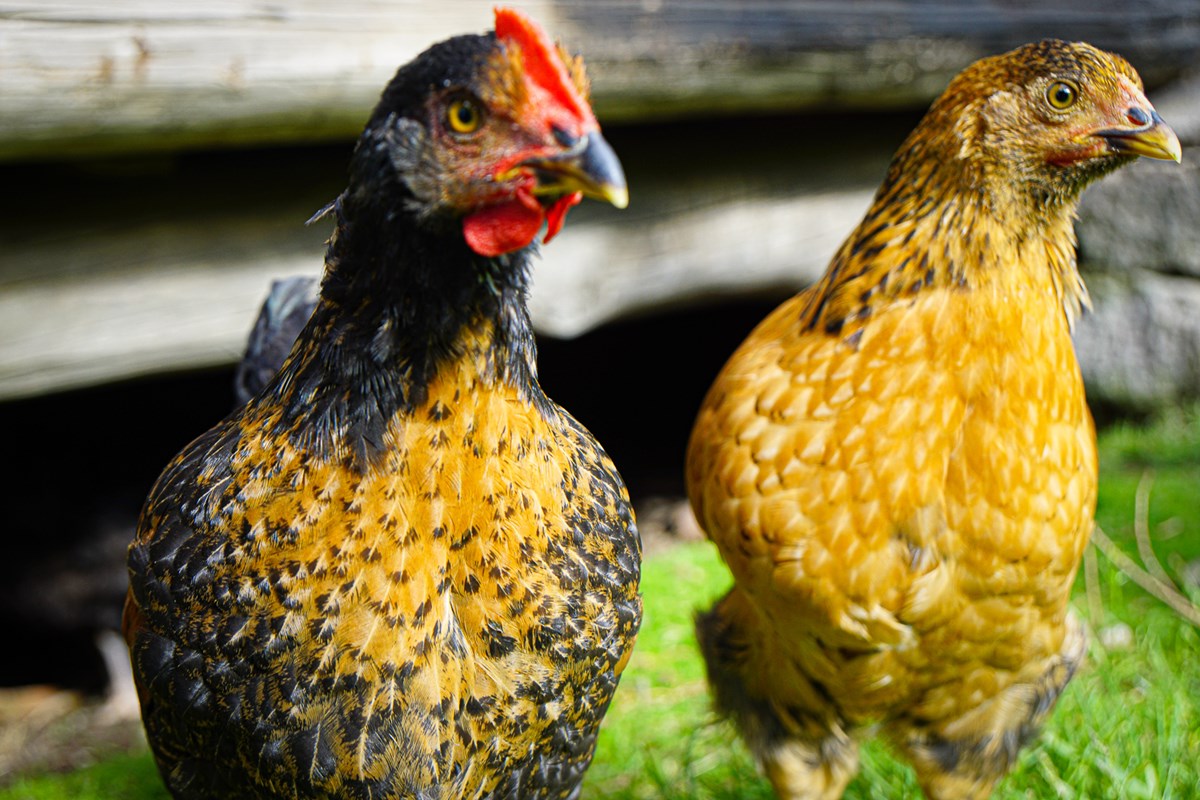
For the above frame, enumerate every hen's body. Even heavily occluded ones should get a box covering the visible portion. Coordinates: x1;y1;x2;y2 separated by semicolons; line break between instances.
687;40;1179;799
125;12;640;799
128;283;639;800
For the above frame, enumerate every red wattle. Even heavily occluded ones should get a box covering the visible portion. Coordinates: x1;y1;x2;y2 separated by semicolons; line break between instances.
463;192;546;257
543;192;582;244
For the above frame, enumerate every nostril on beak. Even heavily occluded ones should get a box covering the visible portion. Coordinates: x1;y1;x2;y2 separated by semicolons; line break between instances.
1126;107;1151;127
552;125;579;148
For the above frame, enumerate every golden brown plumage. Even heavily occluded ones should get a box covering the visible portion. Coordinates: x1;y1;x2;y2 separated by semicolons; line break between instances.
687;40;1180;800
124;9;640;799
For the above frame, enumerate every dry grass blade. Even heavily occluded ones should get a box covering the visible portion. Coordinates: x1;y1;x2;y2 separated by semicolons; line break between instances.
1090;525;1200;629
1132;470;1174;587
1083;541;1103;625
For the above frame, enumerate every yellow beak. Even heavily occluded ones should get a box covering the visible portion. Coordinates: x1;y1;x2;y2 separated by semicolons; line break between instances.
522;131;629;209
1098;109;1183;163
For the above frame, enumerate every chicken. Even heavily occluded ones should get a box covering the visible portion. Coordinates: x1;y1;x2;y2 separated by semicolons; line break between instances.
686;40;1180;800
123;9;641;799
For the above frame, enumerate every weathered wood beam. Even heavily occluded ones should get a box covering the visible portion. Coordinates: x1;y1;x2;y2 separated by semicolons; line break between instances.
3;3;1199;403
0;112;898;400
5;85;1198;405
1;0;1197;160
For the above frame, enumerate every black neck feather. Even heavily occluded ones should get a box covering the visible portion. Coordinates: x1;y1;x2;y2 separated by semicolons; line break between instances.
265;192;544;466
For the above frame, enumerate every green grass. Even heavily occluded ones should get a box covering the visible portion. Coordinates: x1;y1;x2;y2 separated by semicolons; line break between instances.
1094;405;1200;574
3;409;1198;800
585;406;1200;800
1;752;164;800
585;547;1199;800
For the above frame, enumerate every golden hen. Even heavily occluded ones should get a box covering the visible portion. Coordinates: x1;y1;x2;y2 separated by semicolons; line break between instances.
687;40;1180;800
124;9;641;799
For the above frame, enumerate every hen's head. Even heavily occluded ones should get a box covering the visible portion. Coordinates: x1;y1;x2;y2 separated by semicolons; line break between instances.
348;8;626;257
922;39;1180;205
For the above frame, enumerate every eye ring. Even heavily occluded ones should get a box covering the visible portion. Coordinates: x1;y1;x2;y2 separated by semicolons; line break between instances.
1046;80;1079;111
447;97;483;135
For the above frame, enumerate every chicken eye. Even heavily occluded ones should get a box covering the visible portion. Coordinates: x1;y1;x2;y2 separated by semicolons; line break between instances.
1046;81;1078;111
447;98;483;134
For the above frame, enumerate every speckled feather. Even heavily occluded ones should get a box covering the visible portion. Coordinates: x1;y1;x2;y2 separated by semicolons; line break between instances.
688;41;1173;800
125;20;640;800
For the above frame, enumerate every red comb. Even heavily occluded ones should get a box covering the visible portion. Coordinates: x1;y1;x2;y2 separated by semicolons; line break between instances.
494;7;594;127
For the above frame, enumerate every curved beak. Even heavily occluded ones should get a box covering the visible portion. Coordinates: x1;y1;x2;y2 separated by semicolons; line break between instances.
1097;108;1182;163
522;131;629;209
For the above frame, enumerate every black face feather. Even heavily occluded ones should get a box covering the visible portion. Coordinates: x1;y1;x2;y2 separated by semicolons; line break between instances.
348;33;498;209
366;34;498;133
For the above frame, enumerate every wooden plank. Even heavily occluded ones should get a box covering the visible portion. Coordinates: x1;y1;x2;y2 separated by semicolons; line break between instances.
1;0;1197;160
2;3;1199;402
0;113;897;400
4;87;1195;403
0;1;504;159
572;0;1200;118
0;188;872;400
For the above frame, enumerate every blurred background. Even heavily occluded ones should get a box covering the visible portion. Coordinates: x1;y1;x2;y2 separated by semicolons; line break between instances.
1;0;1198;787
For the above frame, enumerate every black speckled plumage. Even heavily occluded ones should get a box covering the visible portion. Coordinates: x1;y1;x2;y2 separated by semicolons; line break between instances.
125;18;640;800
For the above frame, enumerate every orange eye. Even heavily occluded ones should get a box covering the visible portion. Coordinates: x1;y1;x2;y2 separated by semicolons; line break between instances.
447;98;483;134
1046;81;1078;111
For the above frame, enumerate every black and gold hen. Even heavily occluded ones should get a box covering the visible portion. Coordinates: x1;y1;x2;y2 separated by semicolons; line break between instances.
124;9;641;799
